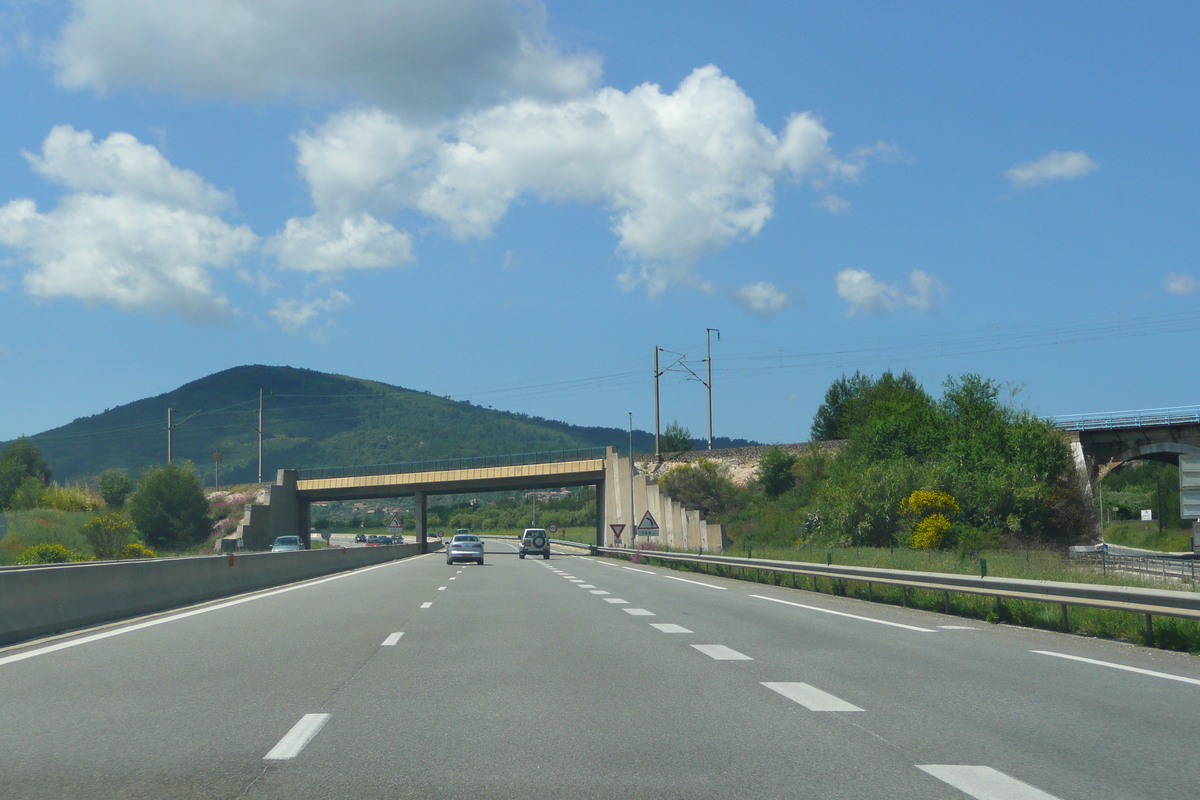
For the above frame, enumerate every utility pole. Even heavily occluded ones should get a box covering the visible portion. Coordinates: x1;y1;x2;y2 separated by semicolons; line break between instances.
705;328;720;450
629;411;635;548
653;346;662;457
167;407;174;464
257;386;264;484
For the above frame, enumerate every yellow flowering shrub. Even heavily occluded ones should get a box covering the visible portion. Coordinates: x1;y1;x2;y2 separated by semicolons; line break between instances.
910;513;951;549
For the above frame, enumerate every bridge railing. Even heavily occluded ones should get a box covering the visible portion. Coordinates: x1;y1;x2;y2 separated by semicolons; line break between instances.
298;446;609;481
1052;406;1200;431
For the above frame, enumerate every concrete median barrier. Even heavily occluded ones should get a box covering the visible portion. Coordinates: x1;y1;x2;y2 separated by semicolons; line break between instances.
0;543;428;647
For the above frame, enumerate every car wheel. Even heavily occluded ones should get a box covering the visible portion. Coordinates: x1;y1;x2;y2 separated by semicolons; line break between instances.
543;552;550;559
519;552;525;559
477;558;484;566
446;558;452;565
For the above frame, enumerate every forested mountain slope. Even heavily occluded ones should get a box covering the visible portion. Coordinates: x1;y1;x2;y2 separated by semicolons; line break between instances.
15;365;754;483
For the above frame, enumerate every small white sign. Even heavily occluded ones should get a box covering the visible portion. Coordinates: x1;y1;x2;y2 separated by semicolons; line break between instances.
1140;509;1153;522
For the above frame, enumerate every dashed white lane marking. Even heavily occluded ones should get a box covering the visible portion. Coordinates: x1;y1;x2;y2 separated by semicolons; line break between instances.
623;608;655;616
590;590;610;595
761;682;863;712
691;644;752;661
750;594;937;633
917;765;1062;800
604;598;629;604
595;561;619;568
568;579;585;583
650;623;693;633
264;714;331;760
662;574;727;590
0;556;432;668
939;625;977;630
622;566;657;575
437;586;447;591
420;602;433;609
381;632;404;646
577;584;597;589
448;577;456;581
1032;650;1200;687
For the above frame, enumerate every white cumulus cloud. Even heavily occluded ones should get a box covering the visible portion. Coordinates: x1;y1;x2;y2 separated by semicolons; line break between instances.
1164;273;1199;296
836;268;944;316
1005;151;1099;189
51;0;600;112
0;126;256;320
268;213;413;273
735;281;788;316
270;289;351;336
288;66;882;295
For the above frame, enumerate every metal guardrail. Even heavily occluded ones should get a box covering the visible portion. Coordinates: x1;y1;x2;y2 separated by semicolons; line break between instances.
1069;550;1197;583
1052;406;1200;431
298;447;608;481
596;547;1200;637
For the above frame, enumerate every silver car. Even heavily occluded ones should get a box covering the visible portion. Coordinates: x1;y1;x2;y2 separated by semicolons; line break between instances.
446;533;484;565
270;535;304;552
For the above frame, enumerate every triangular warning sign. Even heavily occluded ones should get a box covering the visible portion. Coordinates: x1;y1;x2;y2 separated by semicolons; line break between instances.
636;511;659;533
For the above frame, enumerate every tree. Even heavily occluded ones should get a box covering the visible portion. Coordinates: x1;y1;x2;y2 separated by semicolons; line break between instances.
82;512;135;560
128;462;211;548
98;470;136;509
9;476;46;510
660;421;693;453
811;372;872;440
758;447;798;498
657;459;739;519
0;437;52;509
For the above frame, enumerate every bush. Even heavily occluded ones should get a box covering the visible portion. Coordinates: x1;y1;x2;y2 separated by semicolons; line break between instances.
128;462;211;548
41;483;100;512
98;470;136;509
911;514;951;549
0;438;52;510
758;447;798;498
81;512;135;560
658;459;739;520
9;476;46;510
17;541;88;564
121;542;157;559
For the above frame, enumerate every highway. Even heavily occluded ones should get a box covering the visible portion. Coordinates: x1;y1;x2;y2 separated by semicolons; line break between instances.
1;540;1198;799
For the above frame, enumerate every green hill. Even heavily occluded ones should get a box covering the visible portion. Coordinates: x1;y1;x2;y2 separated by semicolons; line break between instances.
15;365;755;484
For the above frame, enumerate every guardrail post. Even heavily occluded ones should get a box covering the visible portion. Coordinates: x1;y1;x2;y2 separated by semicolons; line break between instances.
943;591;950;614
867;582;873;601
812;575;818;592
1145;614;1155;645
1061;604;1069;632
901;586;908;607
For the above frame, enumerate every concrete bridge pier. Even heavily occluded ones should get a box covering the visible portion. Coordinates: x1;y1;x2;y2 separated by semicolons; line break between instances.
415;490;428;554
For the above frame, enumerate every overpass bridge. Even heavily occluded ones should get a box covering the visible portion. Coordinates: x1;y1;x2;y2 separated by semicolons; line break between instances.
1053;405;1200;526
233;446;724;553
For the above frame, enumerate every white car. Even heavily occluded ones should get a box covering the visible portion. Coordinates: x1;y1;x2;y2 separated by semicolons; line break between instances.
270;535;304;552
519;528;550;560
446;533;484;565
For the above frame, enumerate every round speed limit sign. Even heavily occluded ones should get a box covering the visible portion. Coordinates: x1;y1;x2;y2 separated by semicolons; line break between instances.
547;523;559;534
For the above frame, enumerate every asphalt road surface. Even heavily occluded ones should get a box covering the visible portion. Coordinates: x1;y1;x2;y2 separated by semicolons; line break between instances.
2;540;1198;799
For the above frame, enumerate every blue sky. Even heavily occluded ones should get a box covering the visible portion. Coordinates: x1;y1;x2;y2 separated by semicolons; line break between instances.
0;1;1197;448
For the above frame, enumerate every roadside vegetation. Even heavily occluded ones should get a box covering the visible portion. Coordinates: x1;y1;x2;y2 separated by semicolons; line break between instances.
0;438;215;564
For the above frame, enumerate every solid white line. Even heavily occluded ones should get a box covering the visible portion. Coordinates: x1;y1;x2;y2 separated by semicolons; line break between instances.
0;557;421;668
622;566;656;575
750;594;937;632
590;590;610;595
761;682;863;712
420;602;433;609
939;625;977;630
603;598;628;604
917;765;1062;800
381;632;404;646
691;644;752;661
1031;650;1200;687
663;575;727;590
650;623;693;633
264;713;331;760
623;608;655;616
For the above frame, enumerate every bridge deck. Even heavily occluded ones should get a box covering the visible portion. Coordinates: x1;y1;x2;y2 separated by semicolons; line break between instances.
1053;405;1200;431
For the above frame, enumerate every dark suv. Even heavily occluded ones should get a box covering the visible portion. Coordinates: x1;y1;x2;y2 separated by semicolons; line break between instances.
519;528;550;560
